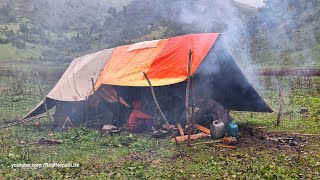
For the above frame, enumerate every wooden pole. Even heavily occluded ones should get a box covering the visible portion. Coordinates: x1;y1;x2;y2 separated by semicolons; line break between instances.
35;72;51;124
185;50;192;146
85;96;88;127
91;77;102;136
143;72;170;125
143;72;179;144
117;94;120;127
191;75;195;134
276;88;284;126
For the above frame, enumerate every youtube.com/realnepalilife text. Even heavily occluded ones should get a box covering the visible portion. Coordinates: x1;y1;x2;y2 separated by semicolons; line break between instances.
11;162;80;169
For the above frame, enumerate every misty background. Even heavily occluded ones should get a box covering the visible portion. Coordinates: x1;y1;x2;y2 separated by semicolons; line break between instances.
0;0;319;71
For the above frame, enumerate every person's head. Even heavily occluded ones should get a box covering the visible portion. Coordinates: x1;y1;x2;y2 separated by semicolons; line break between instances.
132;100;142;110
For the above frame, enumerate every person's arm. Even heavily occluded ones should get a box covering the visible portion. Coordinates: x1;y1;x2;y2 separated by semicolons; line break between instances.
135;110;154;120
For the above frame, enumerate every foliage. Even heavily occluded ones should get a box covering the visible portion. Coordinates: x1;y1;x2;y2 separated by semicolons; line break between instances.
0;71;320;178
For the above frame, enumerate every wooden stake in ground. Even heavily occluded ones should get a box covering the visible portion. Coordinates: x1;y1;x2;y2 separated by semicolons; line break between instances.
35;72;51;124
276;88;284;126
185;50;193;146
117;94;120;127
191;76;195;134
85;96;88;127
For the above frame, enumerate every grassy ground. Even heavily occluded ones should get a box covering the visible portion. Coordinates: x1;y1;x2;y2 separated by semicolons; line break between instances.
0;72;319;179
1;124;320;179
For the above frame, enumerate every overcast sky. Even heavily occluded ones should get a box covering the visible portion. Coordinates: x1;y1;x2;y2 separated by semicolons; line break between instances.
234;0;265;8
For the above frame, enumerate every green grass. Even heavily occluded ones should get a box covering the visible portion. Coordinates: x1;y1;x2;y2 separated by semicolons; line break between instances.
131;26;167;43
0;42;49;61
1;127;320;179
0;23;20;33
0;70;319;179
64;31;78;39
0;33;7;39
0;44;17;59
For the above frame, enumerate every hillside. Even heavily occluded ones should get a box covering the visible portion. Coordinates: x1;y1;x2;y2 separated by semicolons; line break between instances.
0;0;319;69
0;0;132;65
246;1;320;69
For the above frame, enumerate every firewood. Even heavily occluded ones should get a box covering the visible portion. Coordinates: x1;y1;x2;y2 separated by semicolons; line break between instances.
195;124;210;135
212;144;237;149
176;123;184;136
172;132;209;142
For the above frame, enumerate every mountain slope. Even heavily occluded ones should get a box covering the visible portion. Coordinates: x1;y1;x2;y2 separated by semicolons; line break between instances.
0;0;319;69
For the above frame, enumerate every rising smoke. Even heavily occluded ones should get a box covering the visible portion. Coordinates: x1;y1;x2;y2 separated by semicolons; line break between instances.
163;0;260;89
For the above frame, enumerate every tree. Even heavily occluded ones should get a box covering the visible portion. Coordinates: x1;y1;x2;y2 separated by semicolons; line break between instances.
19;23;28;33
107;7;117;17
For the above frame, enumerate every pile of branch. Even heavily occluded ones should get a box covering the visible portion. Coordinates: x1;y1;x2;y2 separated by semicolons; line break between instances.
264;136;301;146
171;124;210;142
0;114;47;129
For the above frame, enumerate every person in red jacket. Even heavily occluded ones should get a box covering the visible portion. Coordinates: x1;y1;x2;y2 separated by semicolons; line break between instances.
128;100;156;133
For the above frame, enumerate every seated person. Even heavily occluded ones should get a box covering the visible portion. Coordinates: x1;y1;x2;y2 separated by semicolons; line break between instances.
128;100;157;133
194;96;232;128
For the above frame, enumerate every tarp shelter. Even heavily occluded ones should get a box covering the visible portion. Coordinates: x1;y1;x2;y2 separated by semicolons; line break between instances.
24;33;272;123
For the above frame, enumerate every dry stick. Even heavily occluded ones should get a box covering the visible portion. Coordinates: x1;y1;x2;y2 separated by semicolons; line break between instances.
276;88;284;126
117;94;120;127
91;77;102;136
35;72;51;124
143;72;169;125
1;114;47;129
191;73;195;135
143;72;179;144
185;50;193;146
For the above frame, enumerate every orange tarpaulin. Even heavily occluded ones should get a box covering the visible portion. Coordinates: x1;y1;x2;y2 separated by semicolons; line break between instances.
95;33;219;88
23;33;274;120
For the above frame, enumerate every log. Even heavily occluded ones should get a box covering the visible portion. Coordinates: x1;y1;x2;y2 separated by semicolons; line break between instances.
172;132;209;142
195;124;210;135
176;123;184;136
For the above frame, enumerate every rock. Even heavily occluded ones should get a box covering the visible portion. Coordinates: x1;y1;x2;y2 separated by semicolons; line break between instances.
289;141;299;146
102;125;117;131
300;107;308;114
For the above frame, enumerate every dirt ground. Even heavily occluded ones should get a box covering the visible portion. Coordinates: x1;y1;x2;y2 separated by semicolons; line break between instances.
237;126;320;153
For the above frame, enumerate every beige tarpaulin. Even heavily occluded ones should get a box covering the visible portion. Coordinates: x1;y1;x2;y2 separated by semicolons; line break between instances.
47;48;114;101
23;48;128;119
